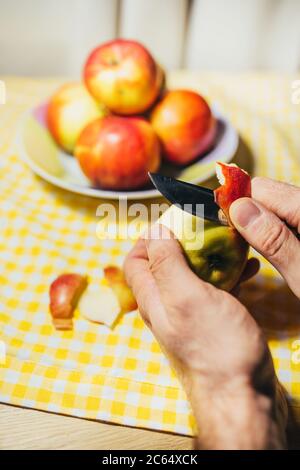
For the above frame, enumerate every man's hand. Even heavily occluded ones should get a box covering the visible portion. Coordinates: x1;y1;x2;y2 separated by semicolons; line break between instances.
230;177;300;298
124;224;283;449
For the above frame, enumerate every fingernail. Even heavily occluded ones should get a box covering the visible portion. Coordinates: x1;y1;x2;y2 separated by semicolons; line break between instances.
230;199;261;228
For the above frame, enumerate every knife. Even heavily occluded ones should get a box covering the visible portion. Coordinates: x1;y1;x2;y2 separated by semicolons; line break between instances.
149;173;300;240
149;173;227;225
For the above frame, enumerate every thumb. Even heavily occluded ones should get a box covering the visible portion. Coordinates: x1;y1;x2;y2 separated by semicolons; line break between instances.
144;224;211;306
230;198;300;295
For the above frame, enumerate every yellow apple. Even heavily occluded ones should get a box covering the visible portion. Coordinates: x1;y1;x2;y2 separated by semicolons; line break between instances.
47;82;108;154
159;205;248;291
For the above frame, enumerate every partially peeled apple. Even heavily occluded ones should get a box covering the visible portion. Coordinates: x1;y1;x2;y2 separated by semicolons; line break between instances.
159;163;251;291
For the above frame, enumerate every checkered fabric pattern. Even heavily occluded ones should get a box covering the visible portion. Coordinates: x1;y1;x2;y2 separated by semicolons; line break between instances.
0;73;300;435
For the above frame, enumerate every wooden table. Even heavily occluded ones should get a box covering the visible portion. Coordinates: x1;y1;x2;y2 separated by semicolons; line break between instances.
0;403;193;450
3;402;300;449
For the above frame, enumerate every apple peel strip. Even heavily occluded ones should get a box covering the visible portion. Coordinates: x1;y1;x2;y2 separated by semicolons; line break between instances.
214;162;251;226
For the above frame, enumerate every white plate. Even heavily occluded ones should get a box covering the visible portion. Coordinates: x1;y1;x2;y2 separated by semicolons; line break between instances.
17;103;238;200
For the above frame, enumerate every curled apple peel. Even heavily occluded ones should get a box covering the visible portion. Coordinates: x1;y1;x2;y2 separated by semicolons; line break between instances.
104;266;137;314
214;162;251;225
49;273;87;330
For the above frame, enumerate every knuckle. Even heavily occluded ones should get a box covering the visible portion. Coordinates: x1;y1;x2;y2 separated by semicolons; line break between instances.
251;176;267;187
260;222;289;259
173;291;194;313
286;207;300;232
278;185;300;228
291;206;300;233
251;176;270;196
174;282;215;317
148;245;173;275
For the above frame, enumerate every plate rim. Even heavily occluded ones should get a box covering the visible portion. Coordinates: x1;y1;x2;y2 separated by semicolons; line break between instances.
16;104;239;200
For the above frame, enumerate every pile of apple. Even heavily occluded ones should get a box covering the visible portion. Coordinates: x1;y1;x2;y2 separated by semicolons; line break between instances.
47;39;216;190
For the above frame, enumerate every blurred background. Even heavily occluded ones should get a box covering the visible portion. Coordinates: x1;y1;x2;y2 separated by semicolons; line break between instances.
1;0;300;76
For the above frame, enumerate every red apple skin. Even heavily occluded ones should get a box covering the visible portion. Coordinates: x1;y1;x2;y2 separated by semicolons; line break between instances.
151;90;217;165
75;116;161;190
214;162;251;225
49;273;87;330
83;39;164;115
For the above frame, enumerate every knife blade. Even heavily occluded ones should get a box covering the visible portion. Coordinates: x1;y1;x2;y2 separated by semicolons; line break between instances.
149;173;225;224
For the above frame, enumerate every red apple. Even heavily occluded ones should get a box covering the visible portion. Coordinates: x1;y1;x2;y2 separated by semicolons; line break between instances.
151;90;216;165
83;39;164;115
75;115;161;190
47;82;108;154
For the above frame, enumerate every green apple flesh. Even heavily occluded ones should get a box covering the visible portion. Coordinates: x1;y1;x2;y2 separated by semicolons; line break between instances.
159;205;248;291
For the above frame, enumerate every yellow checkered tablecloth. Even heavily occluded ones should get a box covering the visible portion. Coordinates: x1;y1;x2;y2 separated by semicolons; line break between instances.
0;73;300;435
